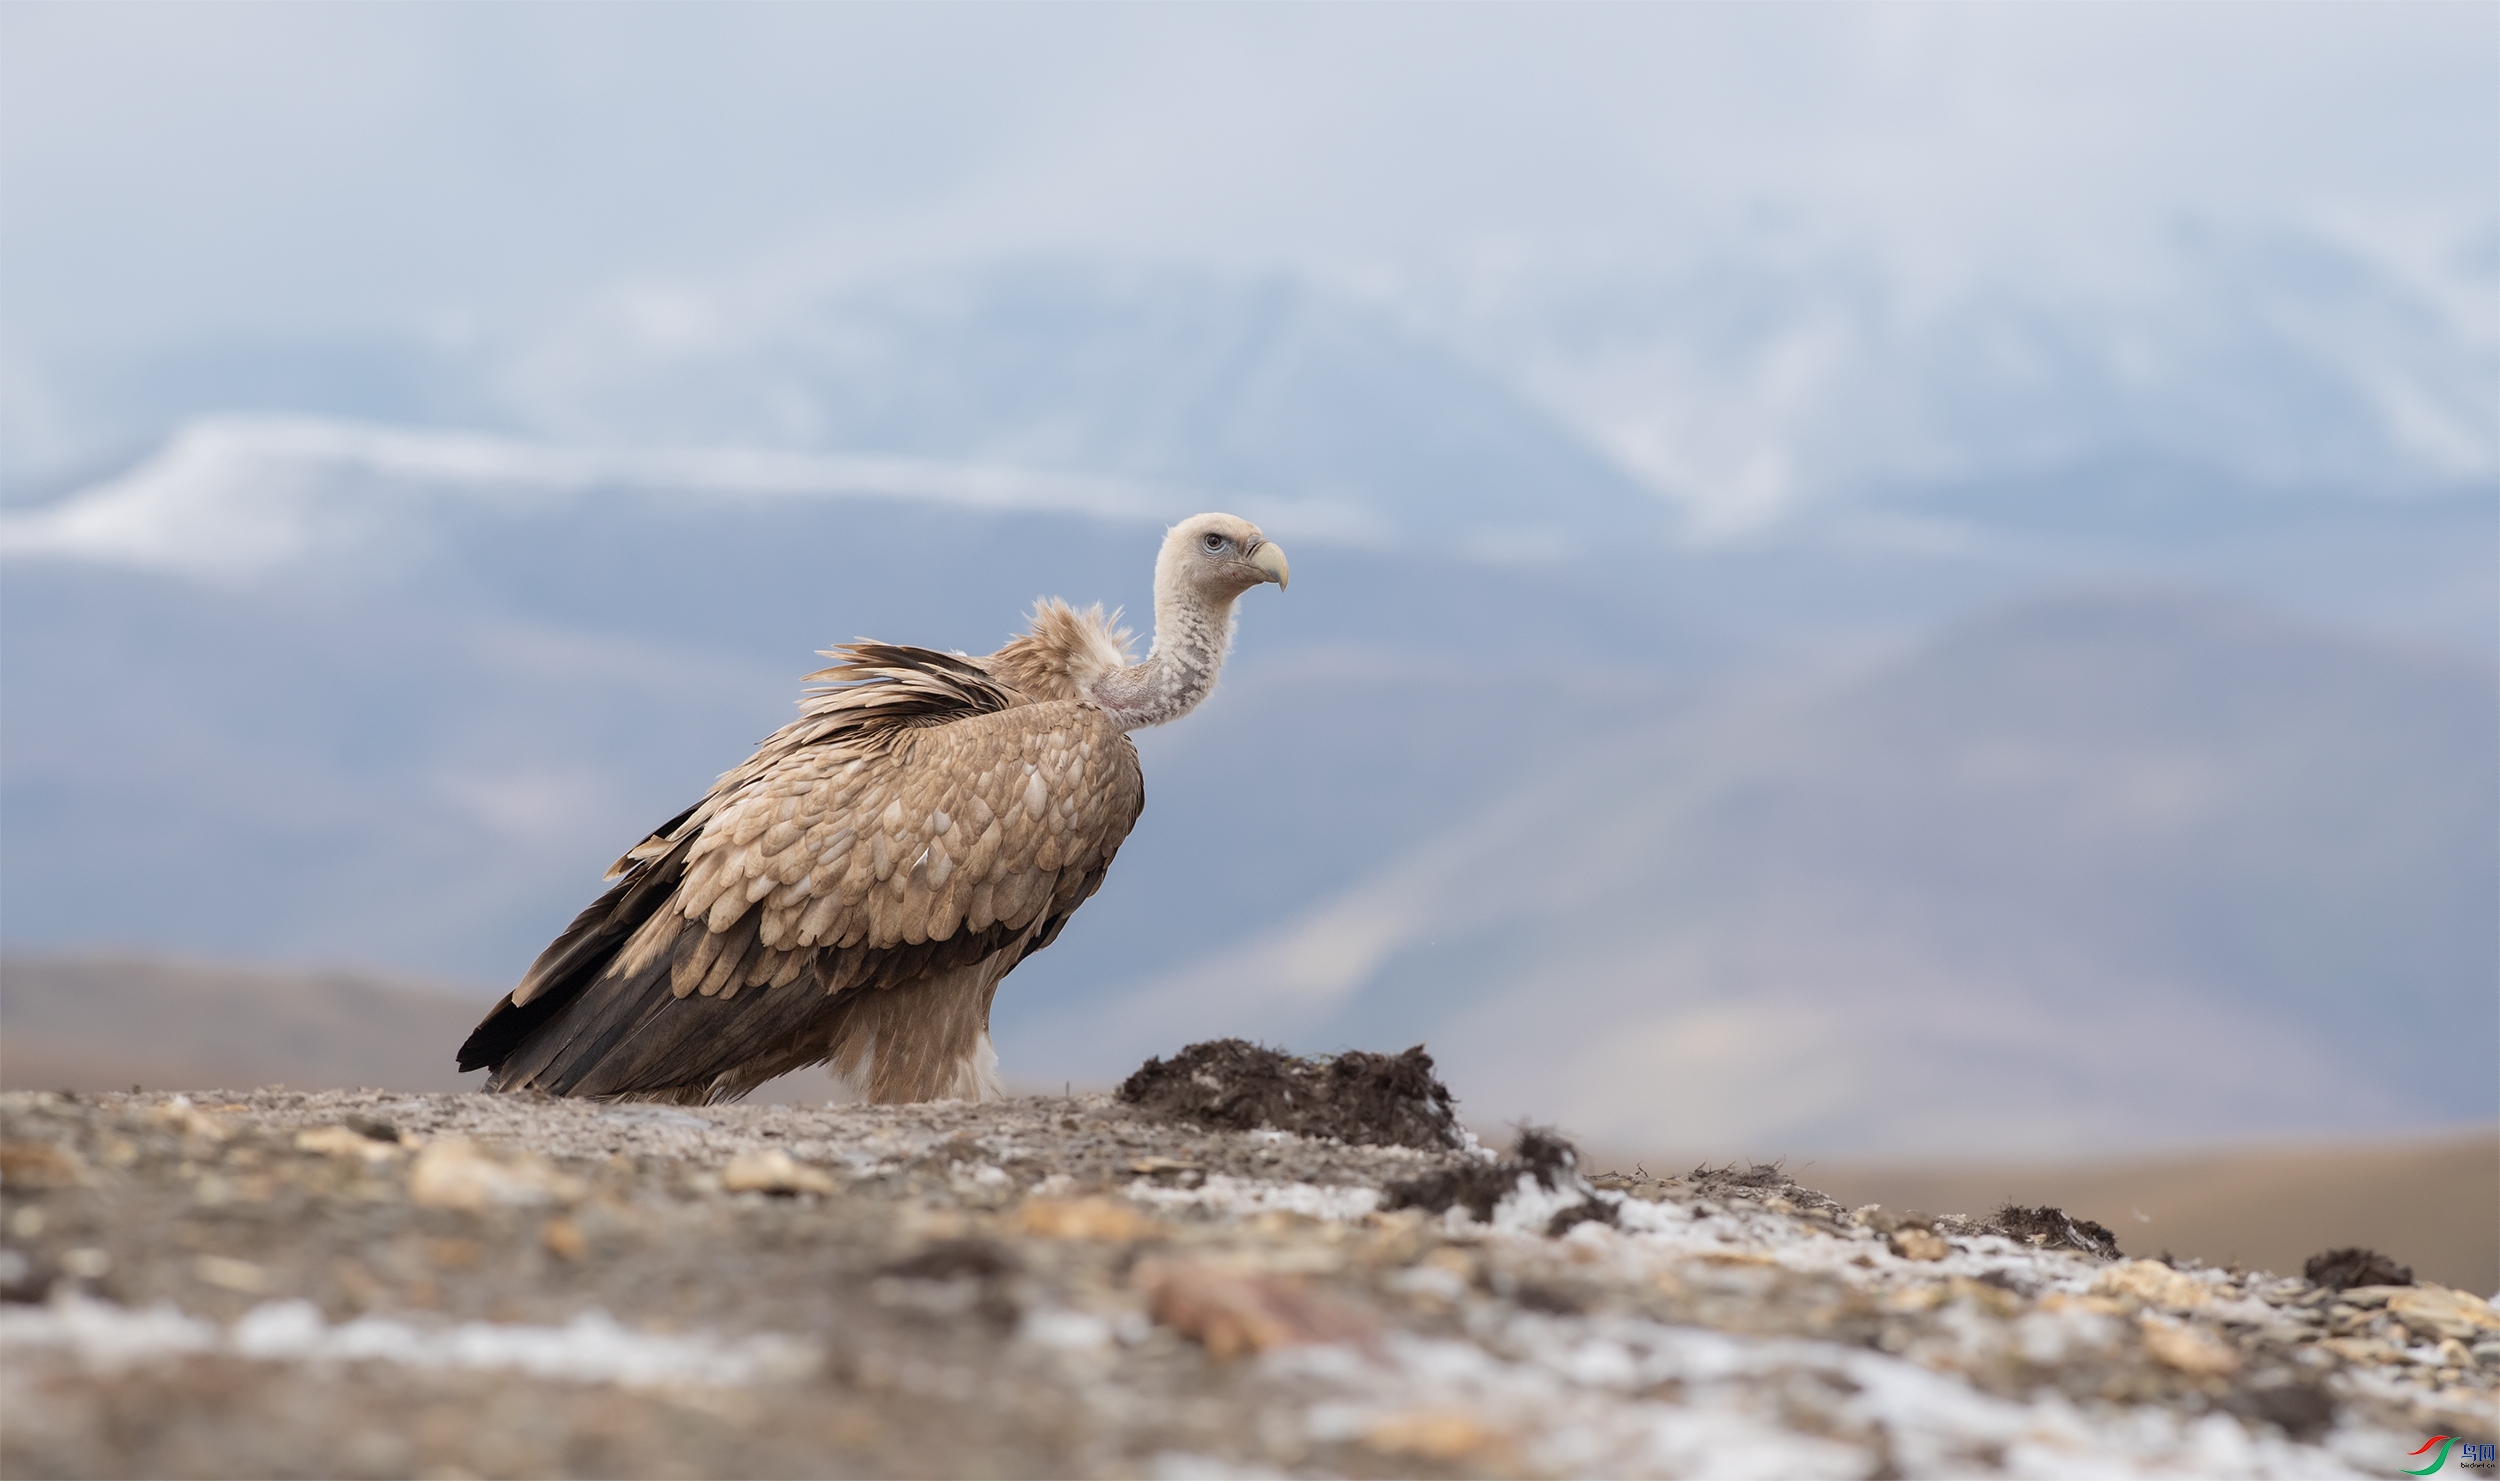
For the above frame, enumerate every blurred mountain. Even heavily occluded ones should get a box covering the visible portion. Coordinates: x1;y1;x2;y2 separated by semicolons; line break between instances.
498;263;1677;552
1421;222;2499;528
1790;1128;2500;1299
1008;589;2499;1157
0;953;487;1094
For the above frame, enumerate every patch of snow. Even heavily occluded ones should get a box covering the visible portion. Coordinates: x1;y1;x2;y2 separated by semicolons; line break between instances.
0;1295;218;1373
1485;1175;1591;1237
1123;1175;1381;1223
1263;1302;2375;1479
1019;1308;1114;1352
2;1293;817;1388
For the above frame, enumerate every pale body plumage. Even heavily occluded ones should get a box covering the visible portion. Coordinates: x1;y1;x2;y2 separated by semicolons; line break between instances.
460;514;1287;1104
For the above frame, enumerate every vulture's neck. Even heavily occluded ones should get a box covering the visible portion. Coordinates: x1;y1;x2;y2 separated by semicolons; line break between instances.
1087;582;1235;732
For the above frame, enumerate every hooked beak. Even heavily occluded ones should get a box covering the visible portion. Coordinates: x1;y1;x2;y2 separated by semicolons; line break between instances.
1249;540;1290;590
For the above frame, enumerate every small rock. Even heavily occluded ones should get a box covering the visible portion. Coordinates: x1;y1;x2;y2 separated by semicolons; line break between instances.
1134;1257;1374;1359
2386;1286;2500;1343
1363;1409;1517;1465
2140;1314;2241;1375
194;1254;272;1293
721;1149;836;1196
1859;1208;1936;1235
0;1142;86;1188
2097;1260;2213;1310
295;1126;405;1163
407;1139;581;1210
153;1099;231;1142
1015;1197;1161;1242
2319;1336;2403;1366
1888;1228;1950;1262
1128;1157;1202;1186
540;1218;588;1261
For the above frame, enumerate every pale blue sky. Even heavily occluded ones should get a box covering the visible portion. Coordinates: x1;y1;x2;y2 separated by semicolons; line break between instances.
6;4;2489;341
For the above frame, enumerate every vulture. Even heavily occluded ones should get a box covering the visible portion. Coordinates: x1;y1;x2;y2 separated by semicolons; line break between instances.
457;513;1288;1105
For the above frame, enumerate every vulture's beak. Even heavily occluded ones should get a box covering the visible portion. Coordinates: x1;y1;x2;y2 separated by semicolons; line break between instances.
1250;541;1290;590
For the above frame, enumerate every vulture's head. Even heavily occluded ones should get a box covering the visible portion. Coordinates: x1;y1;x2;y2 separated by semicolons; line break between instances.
1159;512;1290;606
1088;511;1289;729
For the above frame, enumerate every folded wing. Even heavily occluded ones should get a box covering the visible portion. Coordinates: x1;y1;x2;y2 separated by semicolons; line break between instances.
457;643;1145;1103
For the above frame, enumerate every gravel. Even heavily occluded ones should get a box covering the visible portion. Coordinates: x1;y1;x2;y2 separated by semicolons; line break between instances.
3;1087;2493;1478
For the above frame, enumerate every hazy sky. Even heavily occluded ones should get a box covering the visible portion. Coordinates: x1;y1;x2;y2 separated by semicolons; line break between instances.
3;3;2494;529
5;3;2491;349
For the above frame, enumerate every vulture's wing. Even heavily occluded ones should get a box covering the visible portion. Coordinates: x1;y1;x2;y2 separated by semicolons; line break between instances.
457;644;1144;1103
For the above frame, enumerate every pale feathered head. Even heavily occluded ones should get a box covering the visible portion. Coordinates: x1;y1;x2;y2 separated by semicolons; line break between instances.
991;512;1287;722
1156;512;1289;604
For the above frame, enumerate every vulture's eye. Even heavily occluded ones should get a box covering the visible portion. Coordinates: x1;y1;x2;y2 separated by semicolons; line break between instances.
1201;533;1229;553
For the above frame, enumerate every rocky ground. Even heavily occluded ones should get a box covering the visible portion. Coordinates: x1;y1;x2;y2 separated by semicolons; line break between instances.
2;1055;2494;1479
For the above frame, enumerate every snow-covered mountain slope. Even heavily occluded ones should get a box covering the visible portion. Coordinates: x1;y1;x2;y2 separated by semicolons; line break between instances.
17;239;2489;537
0;416;1196;580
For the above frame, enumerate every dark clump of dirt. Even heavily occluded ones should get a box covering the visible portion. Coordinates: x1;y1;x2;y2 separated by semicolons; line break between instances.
1383;1127;1618;1237
2303;1246;2413;1291
1515;1128;1581;1188
1988;1204;2123;1260
2222;1376;2338;1442
1380;1157;1520;1222
878;1238;1024;1328
1545;1201;1619;1238
343;1113;401;1143
882;1239;1019;1281
1116;1039;1464;1150
1685;1160;1848;1218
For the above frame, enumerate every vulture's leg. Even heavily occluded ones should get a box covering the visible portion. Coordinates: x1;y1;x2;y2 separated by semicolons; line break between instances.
822;941;1030;1104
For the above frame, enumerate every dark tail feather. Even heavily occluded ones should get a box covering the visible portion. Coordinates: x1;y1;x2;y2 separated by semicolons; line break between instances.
456;834;694;1075
476;917;1040;1102
476;916;849;1103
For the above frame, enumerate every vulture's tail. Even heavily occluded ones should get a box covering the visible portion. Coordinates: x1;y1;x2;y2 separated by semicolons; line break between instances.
455;829;693;1081
465;915;853;1105
455;825;843;1103
456;832;1042;1103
